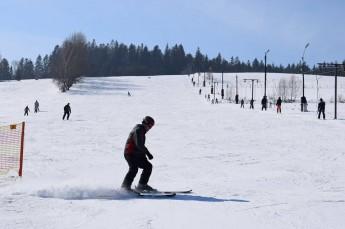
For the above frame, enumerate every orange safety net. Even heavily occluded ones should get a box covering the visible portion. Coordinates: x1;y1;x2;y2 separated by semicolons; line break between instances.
0;122;24;176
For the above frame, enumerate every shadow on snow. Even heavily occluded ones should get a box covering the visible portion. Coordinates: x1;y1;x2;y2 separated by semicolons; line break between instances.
68;78;143;95
35;188;249;203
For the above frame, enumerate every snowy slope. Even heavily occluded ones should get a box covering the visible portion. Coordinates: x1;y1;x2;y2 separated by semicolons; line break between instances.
0;73;345;229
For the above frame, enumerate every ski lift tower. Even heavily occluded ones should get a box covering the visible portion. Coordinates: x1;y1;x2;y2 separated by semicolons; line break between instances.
318;62;345;119
243;78;259;102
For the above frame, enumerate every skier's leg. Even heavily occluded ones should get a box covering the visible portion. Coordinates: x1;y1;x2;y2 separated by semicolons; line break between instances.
138;159;152;185
122;155;139;189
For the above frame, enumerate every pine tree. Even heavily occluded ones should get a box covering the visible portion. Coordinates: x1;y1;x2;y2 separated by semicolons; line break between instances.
0;58;12;80
34;55;44;79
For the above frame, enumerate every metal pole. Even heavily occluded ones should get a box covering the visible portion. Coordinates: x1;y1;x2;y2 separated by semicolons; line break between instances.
221;72;224;99
335;65;338;119
264;50;269;96
251;80;254;101
236;75;238;95
301;59;304;112
214;81;216;101
302;43;309;101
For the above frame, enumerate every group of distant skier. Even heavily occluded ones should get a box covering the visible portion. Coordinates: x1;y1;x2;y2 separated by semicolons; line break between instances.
24;101;72;120
193;76;326;119
24;100;40;116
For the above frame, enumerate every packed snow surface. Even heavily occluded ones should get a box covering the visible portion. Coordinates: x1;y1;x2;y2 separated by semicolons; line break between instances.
0;73;345;229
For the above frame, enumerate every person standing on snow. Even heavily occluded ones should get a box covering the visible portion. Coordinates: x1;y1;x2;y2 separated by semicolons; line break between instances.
261;96;267;111
240;99;245;108
62;103;71;120
34;100;40;113
24;106;30;116
121;116;156;192
276;97;282;113
250;99;254;109
318;98;326;120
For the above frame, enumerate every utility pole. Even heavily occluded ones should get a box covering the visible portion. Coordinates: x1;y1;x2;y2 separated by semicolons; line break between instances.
301;43;310;112
211;73;214;94
235;75;239;104
214;81;216;102
264;49;270;97
221;72;224;99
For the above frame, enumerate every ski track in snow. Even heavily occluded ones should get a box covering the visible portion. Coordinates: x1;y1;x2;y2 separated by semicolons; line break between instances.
0;73;345;229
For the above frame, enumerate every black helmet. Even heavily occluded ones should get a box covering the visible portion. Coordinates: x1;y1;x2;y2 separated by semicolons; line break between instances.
142;116;155;126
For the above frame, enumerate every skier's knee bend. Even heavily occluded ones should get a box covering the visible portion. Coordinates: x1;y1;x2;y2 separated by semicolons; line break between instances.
145;161;152;171
128;166;139;176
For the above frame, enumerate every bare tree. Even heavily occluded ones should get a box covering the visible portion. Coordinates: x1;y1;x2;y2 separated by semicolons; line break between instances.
288;75;300;101
226;83;234;101
53;32;88;92
278;78;288;101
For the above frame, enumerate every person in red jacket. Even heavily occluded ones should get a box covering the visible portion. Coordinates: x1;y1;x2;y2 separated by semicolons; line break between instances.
121;116;156;192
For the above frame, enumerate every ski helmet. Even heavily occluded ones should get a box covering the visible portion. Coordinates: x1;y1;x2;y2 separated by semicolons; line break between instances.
142;116;155;127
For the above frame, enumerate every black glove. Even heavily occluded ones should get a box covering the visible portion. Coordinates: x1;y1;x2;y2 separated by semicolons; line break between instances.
147;153;153;160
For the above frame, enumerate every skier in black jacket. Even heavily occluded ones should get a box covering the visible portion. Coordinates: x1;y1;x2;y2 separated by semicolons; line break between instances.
24;106;30;116
261;96;267;110
62;103;71;120
318;98;326;119
121;116;156;192
276;97;282;113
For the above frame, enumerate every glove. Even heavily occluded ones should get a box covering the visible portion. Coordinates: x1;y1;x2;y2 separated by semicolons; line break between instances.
147;153;153;160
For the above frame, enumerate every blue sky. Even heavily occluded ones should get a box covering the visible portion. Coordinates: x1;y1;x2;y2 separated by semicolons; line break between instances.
0;0;344;67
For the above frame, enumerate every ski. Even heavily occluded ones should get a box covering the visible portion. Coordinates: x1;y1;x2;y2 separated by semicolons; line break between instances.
125;189;176;197
122;188;191;197
157;189;192;194
137;191;176;197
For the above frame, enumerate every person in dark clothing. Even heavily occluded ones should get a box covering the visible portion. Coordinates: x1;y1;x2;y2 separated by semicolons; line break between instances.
235;94;239;104
301;96;308;112
121;116;155;192
276;97;282;113
240;99;244;108
62;103;71;120
318;98;326;119
261;96;267;111
24;106;30;116
34;100;39;113
250;99;254;109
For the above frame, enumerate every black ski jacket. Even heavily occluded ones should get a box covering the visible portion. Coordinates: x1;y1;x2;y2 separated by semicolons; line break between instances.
124;124;151;158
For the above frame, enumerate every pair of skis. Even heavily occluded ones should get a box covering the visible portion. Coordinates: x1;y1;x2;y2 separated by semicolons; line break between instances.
132;189;192;197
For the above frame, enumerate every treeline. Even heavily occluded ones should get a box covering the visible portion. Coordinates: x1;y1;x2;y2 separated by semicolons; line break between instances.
1;32;344;91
